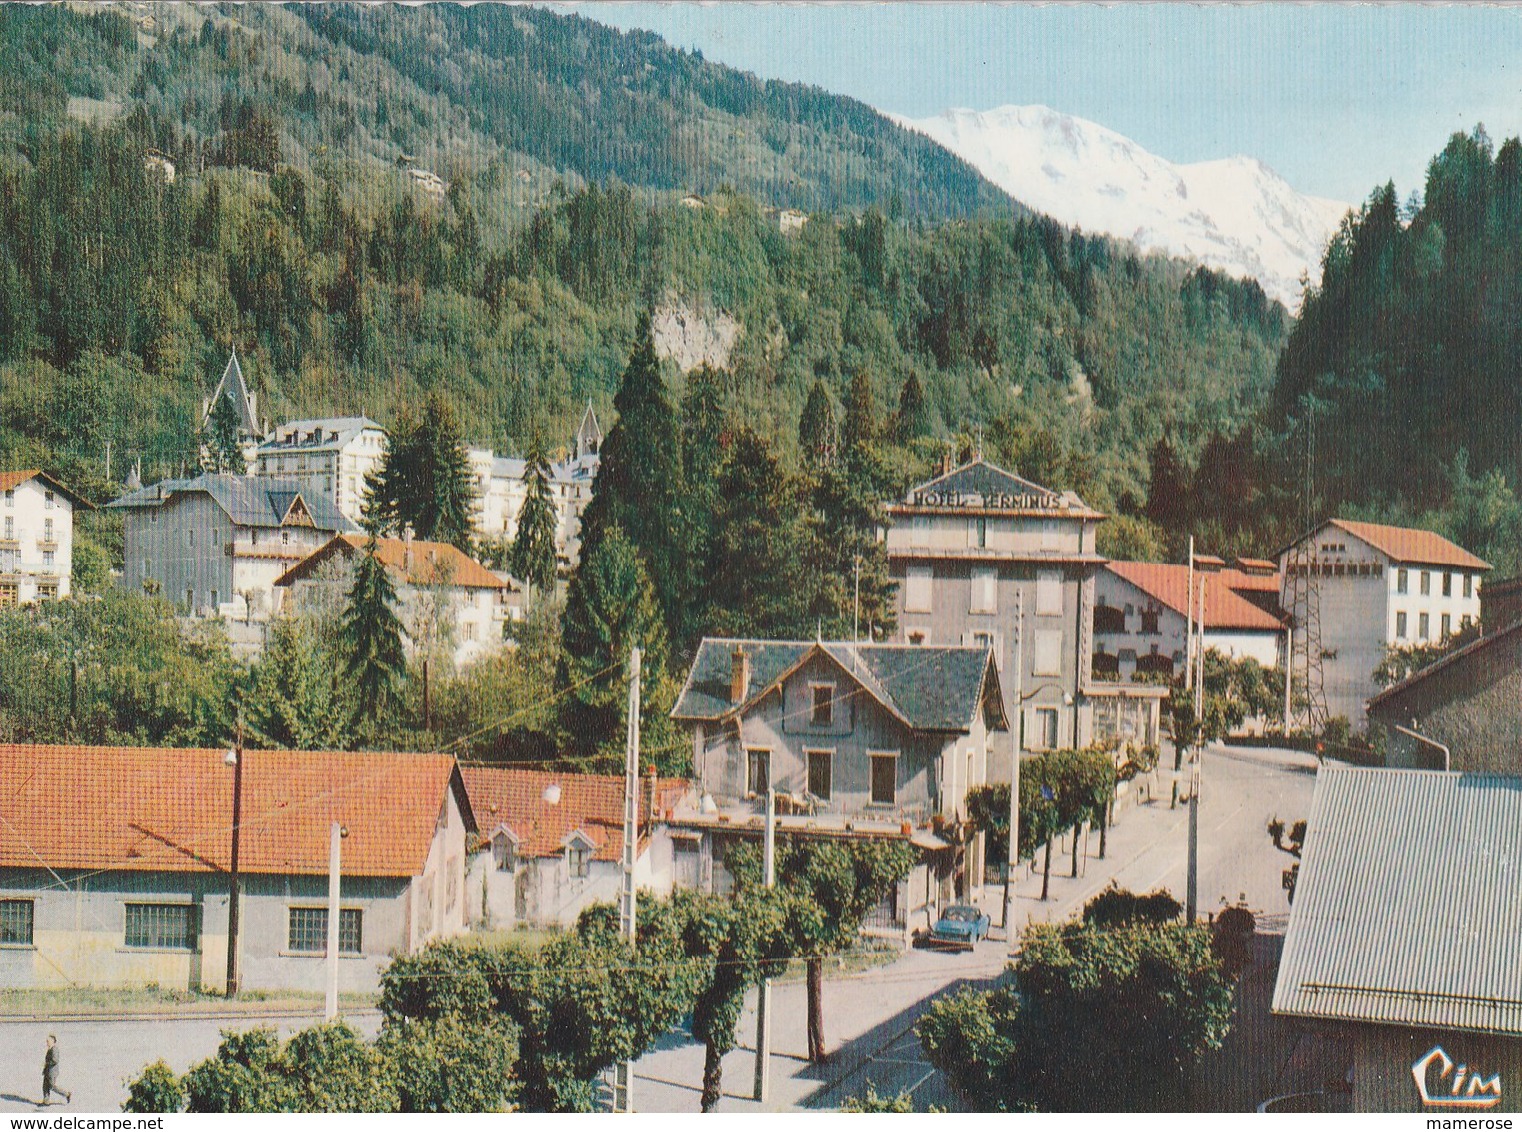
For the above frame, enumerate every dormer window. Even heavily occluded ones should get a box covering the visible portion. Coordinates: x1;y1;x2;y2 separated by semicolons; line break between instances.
810;683;834;726
567;842;590;879
491;832;516;872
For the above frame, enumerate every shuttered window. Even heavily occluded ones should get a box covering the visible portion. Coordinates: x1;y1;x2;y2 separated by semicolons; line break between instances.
905;566;933;613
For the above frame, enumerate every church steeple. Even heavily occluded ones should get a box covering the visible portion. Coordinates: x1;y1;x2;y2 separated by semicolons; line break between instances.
574;400;603;460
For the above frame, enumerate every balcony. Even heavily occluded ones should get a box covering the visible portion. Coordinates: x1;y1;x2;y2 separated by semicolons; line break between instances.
0;538;18;551
36;540;58;553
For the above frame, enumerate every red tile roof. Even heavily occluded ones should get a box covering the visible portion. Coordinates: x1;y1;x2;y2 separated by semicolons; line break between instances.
460;766;688;863
0;469;92;509
1105;561;1286;632
1326;519;1490;571
1217;566;1281;594
0;744;471;878
275;534;505;590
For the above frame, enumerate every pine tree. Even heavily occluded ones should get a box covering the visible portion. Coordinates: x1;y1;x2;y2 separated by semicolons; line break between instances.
363;391;478;552
558;523;677;768
1145;436;1191;533
576;311;691;643
842;369;877;454
701;427;811;639
340;540;408;724
244;617;353;750
798;378;839;471
510;440;559;602
895;370;932;441
203;390;247;475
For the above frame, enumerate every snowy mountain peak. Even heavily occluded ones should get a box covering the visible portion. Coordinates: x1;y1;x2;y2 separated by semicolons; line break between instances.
889;104;1350;309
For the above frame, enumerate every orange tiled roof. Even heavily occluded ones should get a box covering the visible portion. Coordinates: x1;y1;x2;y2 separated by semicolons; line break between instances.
0;469;91;508
460;766;689;863
1217;566;1281;594
275;534;506;590
1327;519;1490;571
0;744;471;878
1105;561;1286;632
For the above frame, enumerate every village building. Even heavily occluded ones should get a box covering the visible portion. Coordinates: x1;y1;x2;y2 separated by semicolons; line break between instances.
460;767;687;929
0;470;88;605
107;473;356;622
1093;560;1288;681
470;403;603;569
199;352;267;471
883;457;1162;754
1272;766;1522;1112
1277;520;1489;728
1366;619;1522;773
253;417;388;526
275;533;508;667
0;744;474;994
669;638;1009;935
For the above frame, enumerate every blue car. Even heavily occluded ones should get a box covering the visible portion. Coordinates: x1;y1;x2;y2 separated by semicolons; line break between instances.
929;904;991;949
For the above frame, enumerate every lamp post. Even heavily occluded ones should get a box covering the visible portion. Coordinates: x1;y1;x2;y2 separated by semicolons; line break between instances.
224;718;244;998
325;822;347;1022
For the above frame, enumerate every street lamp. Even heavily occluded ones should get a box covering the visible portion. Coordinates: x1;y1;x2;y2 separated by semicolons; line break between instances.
224;718;244;998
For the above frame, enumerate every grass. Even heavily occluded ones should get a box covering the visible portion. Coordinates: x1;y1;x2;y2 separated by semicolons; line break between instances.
0;985;379;1018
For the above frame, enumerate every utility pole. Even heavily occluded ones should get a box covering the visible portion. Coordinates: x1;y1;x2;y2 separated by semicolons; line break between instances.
422;657;431;732
325;821;343;1022
1185;538;1195;692
1002;585;1023;944
1187;572;1206;924
753;783;776;1104
853;554;862;644
225;718;244;997
1282;623;1293;735
613;647;640;1113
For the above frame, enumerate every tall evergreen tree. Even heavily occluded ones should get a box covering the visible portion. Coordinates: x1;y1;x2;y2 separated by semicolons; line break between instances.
340;540;408;724
1145;436;1191;533
798;378;839;471
702;427;811;639
202;390;247;475
558;523;678;769
842;369;877;454
681;363;732;563
363;392;477;552
509;439;559;602
895;370;932;441
576;311;690;643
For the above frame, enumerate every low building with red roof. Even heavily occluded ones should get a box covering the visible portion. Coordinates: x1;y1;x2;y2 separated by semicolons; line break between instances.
459;766;689;928
1278;519;1489;728
0;744;475;994
275;533;509;667
1094;560;1288;684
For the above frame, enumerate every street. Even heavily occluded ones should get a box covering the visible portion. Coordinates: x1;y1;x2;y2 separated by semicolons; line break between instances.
0;744;1318;1114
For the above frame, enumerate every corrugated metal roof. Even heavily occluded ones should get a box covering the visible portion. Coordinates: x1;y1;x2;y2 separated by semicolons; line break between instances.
1272;766;1522;1036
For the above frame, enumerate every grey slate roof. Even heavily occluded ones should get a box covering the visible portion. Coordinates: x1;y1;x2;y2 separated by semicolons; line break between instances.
907;457;1059;503
207;351;260;436
258;416;384;454
672;638;1006;733
1272;766;1522;1037
106;473;357;533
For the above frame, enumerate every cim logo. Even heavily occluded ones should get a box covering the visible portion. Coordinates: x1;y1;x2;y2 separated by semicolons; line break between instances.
1412;1045;1503;1109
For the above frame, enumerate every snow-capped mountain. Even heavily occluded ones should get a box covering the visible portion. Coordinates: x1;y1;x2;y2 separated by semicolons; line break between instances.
889;104;1350;310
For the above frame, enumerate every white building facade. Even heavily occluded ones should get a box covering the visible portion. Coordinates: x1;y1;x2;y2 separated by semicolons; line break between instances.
254;417;388;526
1278;519;1488;728
0;471;85;605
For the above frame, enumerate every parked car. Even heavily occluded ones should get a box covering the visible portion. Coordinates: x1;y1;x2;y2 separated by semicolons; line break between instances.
927;904;990;950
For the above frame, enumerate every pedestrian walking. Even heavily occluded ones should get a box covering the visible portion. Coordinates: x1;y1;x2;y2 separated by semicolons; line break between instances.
41;1034;71;1106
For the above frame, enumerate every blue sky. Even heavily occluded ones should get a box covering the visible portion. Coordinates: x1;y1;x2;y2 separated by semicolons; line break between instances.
567;3;1522;206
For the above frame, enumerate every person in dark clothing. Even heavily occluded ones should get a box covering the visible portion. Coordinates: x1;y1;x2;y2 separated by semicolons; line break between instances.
42;1034;71;1105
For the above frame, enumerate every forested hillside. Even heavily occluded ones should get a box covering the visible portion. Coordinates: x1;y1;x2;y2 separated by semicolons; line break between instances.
0;3;1288;555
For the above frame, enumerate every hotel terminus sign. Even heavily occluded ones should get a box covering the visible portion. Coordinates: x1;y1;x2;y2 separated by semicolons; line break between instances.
911;489;1065;510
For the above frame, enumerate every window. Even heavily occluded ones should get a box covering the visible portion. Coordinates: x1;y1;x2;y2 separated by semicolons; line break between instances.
287;907;363;954
42;550;54;568
1034;708;1060;750
185;587;195;613
2;488;10;505
567;844;590;879
2;517;10;539
1396;611;1407;639
1033;629;1063;676
904;565;933;613
1140;609;1160;635
125;903;195;950
44;490;53;509
1441;614;1451;640
970;516;987;548
1419;612;1430;639
810;683;834;726
1397;568;1409;594
1032;570;1062;618
282;531;291;546
1420;571;1431;596
869;752;897;805
186;527;194;548
1;898;34;946
210;589;219;610
1464;574;1474;599
463;621;476;642
807;750;833;800
492;833;515;872
1442;572;1452;598
0;584;16;607
971;566;997;613
42;518;52;541
746;749;771;796
36;583;57;600
1041;519;1060;550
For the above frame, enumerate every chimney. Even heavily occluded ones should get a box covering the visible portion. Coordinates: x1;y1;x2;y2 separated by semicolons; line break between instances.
729;647;749;703
403;527;414;572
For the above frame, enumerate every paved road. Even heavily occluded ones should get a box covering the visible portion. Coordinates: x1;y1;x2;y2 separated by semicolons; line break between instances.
0;744;1317;1114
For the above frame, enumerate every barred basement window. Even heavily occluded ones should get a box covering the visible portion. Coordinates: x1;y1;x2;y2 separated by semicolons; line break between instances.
0;898;34;945
124;903;195;950
288;907;363;954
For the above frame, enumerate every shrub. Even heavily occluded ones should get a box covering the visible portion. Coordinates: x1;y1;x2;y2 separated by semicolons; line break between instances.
122;1060;184;1113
